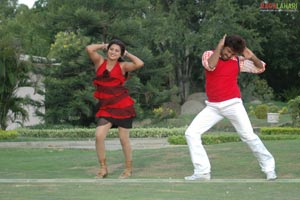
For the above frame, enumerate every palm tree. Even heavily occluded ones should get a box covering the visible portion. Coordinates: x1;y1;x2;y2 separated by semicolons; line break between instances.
0;35;31;130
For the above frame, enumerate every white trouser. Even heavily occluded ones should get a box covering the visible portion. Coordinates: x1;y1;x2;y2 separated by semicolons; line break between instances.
185;98;275;174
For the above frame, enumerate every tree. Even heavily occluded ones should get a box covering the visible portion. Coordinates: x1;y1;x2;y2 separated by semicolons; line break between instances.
256;9;300;101
0;38;31;129
147;0;206;103
0;1;31;129
6;0;299;127
45;31;93;125
32;0;154;125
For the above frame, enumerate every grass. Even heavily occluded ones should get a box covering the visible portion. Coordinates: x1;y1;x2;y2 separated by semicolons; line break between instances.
1;182;300;200
0;140;300;199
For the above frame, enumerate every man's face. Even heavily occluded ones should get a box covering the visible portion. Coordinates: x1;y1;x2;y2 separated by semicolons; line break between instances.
220;46;236;60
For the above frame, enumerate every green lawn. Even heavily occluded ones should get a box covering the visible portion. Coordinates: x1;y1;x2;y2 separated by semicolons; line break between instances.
0;140;300;200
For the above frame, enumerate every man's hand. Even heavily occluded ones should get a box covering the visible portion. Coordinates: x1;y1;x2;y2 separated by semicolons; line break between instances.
242;47;263;69
207;34;227;69
216;34;227;51
242;47;254;60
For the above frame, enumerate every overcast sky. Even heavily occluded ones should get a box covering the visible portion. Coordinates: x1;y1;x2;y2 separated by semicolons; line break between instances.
18;0;36;8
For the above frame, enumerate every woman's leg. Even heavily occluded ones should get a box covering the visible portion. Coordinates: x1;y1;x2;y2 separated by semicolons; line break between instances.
95;121;112;178
118;127;132;178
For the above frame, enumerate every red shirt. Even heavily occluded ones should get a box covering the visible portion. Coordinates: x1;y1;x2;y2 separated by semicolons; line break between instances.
205;57;241;102
202;50;266;102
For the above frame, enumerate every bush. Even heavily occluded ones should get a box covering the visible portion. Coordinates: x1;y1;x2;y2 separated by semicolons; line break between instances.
279;106;288;114
281;87;300;101
0;130;18;140
17;127;187;138
153;106;176;121
168;127;300;145
12;126;300;145
255;104;269;119
260;127;300;135
268;105;279;113
288;96;300;127
167;135;187;145
168;134;242;145
252;78;274;101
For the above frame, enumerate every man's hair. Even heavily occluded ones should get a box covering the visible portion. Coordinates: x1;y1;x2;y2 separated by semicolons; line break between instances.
224;35;246;54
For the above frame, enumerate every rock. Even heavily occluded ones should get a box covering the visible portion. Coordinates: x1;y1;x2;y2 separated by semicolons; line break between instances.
180;92;207;115
181;100;205;115
187;92;207;103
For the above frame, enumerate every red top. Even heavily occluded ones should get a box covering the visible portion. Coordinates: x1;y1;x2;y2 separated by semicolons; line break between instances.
93;60;136;119
205;57;241;102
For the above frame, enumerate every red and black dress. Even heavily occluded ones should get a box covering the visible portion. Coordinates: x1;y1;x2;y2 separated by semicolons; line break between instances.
93;60;136;128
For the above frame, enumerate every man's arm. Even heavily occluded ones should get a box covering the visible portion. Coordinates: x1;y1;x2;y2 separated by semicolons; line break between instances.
207;34;226;70
240;47;266;74
242;47;263;69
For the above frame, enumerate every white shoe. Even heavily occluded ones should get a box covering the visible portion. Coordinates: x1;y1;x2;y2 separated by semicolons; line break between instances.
265;171;277;180
184;173;211;181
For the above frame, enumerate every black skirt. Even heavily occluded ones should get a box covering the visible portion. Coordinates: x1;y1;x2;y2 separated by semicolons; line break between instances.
96;117;133;129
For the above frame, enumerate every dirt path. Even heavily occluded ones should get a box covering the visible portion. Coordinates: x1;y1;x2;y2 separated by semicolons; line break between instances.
0;138;170;150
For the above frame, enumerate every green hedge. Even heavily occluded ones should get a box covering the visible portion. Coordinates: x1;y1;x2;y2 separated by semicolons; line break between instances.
260;127;300;135
168;134;300;145
17;127;186;138
0;130;18;140
17;128;95;138
168;134;242;145
15;126;300;145
168;126;300;145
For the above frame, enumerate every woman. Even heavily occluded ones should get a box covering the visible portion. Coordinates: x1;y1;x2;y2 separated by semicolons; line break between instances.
86;39;144;178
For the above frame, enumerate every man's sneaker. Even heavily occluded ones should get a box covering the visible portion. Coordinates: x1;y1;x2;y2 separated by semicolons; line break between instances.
265;171;277;181
184;173;211;181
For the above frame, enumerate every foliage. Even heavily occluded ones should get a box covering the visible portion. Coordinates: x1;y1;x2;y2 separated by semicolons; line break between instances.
168;134;242;145
17;125;300;143
257;8;300;99
44;31;94;126
0;129;18;140
17;127;186;138
168;133;300;145
169;126;300;145
279;106;288;115
280;87;300;102
254;104;269;119
243;78;274;102
153;106;176;121
2;0;300;127
48;31;90;61
260;127;300;135
252;103;287;120
268;105;279;113
0;3;34;129
288;96;300;127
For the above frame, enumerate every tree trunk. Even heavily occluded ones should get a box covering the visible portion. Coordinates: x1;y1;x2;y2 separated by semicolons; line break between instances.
177;48;191;103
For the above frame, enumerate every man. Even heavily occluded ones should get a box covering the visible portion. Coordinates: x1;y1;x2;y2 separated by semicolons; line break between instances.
184;34;276;181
